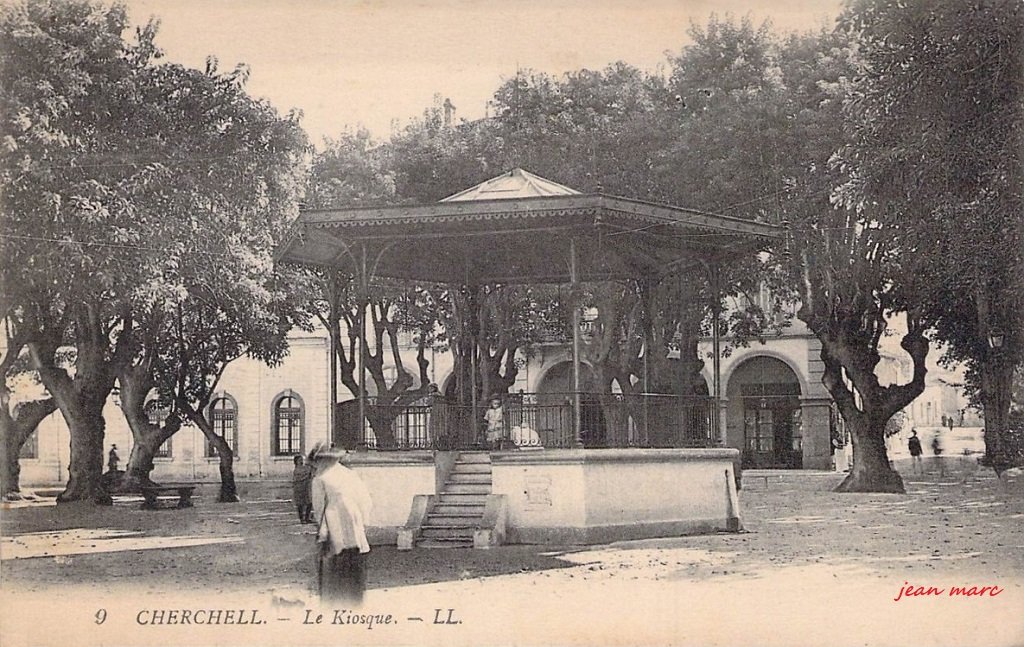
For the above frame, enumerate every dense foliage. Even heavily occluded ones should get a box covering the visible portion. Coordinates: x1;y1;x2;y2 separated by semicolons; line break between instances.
3;0;1019;497
1;0;308;500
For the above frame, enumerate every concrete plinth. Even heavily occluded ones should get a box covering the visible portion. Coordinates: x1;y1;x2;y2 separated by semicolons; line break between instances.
341;451;435;545
490;448;741;544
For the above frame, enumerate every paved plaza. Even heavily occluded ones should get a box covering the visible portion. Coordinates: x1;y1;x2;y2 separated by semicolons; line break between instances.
2;459;1022;647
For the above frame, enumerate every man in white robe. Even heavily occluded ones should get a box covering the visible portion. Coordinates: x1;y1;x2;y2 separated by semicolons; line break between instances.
310;443;373;603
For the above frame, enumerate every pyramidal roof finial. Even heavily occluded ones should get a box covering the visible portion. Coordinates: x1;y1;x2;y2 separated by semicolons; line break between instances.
440;169;581;202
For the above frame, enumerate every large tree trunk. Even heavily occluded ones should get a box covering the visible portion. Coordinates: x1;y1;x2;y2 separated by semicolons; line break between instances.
674;315;708;396
835;411;905;493
798;229;929;494
365;405;398;446
0;398;58;498
28;307;130;503
117;363;179;492
208;431;239;503
32;337;111;503
32;370;114;503
187;410;239;503
216;452;239;503
58;397;109;503
122;437;159;491
817;331;927;494
0;417;26;498
980;360;1018;473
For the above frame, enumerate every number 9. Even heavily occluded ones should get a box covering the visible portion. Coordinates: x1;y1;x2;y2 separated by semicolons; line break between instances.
95;609;107;625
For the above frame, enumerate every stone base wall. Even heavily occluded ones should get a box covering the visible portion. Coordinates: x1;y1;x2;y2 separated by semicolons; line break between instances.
341;451;436;545
490;448;741;545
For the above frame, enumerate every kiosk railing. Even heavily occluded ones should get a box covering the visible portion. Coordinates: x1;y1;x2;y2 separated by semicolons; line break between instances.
347;392;715;451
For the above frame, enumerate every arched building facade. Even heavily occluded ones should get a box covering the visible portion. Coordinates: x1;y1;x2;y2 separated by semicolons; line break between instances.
708;331;834;471
16;318;841;487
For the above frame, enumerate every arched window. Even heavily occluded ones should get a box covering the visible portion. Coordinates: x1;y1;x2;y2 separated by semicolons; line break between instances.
19;430;38;459
207;395;238;458
273;391;304;456
147;402;172;458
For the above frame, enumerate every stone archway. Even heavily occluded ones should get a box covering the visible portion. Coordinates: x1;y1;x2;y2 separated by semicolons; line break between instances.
535;361;607;447
725;356;803;469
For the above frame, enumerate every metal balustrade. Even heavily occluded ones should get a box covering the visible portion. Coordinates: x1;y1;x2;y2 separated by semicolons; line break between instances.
349;393;715;451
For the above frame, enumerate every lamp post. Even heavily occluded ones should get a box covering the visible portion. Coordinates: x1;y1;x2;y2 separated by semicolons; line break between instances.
987;329;1005;350
984;327;1009;470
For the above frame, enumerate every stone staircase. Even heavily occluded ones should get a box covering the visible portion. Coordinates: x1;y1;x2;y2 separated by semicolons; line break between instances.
417;452;492;548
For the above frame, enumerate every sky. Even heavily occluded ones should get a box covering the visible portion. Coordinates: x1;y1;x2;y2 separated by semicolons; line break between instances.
122;0;842;146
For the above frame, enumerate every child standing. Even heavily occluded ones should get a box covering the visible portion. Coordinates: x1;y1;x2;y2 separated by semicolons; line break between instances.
484;397;504;448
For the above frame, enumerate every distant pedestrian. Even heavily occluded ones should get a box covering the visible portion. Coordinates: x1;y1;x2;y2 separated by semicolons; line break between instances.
310;442;373;604
932;432;945;477
292;455;314;523
107;445;120;472
908;430;923;474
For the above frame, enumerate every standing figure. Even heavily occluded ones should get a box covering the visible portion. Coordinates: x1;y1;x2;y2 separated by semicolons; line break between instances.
908;429;923;474
931;432;945;477
310;442;373;604
292;455;314;523
484;397;504;448
107;445;120;472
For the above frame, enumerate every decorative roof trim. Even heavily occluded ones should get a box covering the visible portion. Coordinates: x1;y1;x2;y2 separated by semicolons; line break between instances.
300;194;781;239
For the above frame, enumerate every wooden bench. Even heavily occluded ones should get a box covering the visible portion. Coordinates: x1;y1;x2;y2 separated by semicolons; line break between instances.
140;484;197;510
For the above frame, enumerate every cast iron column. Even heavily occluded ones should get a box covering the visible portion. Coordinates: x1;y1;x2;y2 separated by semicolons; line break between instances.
570;238;583;447
710;262;724;446
328;274;338;447
357;244;368;450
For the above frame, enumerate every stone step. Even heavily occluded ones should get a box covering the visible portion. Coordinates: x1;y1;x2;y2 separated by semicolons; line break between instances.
420;525;475;540
436;493;487;503
456;452;491;464
444;483;491;495
447;473;492;484
432;503;486;516
423;515;482;527
417;538;473;549
436;493;487;507
450;463;492;474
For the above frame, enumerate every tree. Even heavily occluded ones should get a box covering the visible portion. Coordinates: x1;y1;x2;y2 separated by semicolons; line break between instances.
1;0;163;501
116;311;181;492
834;0;1024;472
110;55;308;497
445;284;561;404
1;0;309;500
163;276;306;502
659;15;933;491
306;128;396;207
388;95;500;203
0;321;57;497
781;26;930;493
488;65;716;413
304;131;443;447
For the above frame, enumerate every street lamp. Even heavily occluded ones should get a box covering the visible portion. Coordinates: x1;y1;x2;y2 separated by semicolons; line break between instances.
987;329;1005;350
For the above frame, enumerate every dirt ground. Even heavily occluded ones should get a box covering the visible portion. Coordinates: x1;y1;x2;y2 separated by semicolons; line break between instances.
2;456;1022;647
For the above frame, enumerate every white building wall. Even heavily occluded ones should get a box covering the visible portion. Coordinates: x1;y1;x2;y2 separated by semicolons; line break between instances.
18;334;331;486
22;316;927;486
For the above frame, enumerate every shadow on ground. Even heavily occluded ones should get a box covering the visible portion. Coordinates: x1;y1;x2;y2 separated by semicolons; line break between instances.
3;458;1021;597
0;487;589;595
